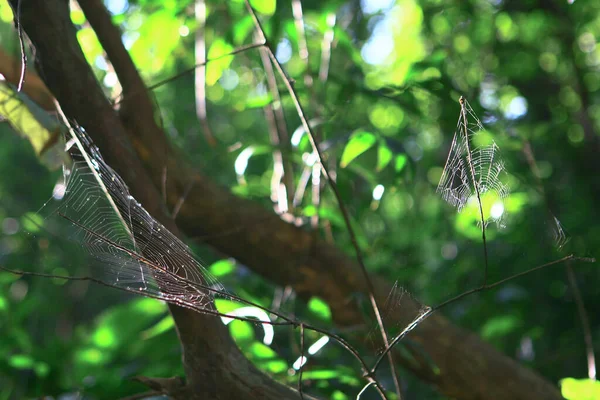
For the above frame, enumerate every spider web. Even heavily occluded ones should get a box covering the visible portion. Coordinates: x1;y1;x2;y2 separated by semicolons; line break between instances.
437;97;509;225
365;282;430;355
41;124;228;312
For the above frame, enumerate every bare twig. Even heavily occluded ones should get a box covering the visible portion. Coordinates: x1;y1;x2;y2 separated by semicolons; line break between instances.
318;13;336;83
291;0;310;85
371;254;596;374
194;0;216;147
522;139;596;379
243;2;396;397
171;179;195;220
11;209;378;386
566;263;596;379
112;42;265;106
15;0;27;92
458;96;490;286
298;323;306;399
255;31;294;213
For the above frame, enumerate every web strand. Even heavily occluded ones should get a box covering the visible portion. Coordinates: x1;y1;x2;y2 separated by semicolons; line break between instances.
437;97;509;286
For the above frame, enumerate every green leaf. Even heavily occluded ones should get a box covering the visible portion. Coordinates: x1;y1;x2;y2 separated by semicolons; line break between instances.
76;27;103;66
229;320;254;342
206;39;235;86
133;297;167;316
481;315;520;340
560;378;600;400
93;326;117;349
34;361;49;377
0;1;14;22
215;299;243;314
233;15;255;45
76;348;106;365
130;10;181;74
265;359;287;374
301;369;339;380
340;131;377;168
209;259;236;277
21;212;43;233
249;342;278;359
0;82;62;169
377;143;393;171
9;354;35;369
246;94;273;108
250;0;276;16
308;297;332;321
141;315;175;339
71;9;86;25
394;154;408;172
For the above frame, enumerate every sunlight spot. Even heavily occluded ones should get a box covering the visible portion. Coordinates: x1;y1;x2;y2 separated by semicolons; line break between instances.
103;72;118;88
95;56;108;71
106;0;128;15
505;96;527;120
179;25;190;37
219;69;239;91
122;32;139;50
490;202;504;219
221;307;274;345
276;38;292;64
372;184;385;201
290;118;323;147
361;0;395;14
308;336;330;355
361;31;393;65
292;356;307;370
303;152;318;167
235;147;255;176
291;126;305;146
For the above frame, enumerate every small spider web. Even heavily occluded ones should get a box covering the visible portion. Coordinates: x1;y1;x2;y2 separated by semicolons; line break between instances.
437;97;510;226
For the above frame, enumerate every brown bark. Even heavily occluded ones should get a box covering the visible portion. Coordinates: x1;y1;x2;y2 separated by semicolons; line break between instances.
0;48;55;111
9;0;565;399
8;0;302;399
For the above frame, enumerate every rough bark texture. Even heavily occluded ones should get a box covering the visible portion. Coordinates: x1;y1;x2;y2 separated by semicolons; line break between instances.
10;0;566;399
9;0;302;399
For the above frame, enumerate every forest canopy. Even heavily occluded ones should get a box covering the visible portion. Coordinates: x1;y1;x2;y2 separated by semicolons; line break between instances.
0;0;599;399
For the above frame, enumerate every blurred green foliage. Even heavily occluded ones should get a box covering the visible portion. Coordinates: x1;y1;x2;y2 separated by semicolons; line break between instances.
1;0;600;398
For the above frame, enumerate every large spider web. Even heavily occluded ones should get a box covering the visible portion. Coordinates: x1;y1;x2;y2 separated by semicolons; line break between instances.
42;124;228;312
437;97;509;224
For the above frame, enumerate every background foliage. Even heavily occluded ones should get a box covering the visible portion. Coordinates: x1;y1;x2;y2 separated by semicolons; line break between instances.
0;0;599;398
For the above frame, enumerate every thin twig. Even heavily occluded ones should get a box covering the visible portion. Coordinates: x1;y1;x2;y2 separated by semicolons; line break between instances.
12;211;378;383
243;2;395;398
522;140;595;378
357;381;375;399
298;323;305;399
15;0;27;92
370;254;596;374
318;13;336;83
112;42;265;106
171;179;195;220
255;31;293;213
194;0;216;147
566;263;596;379
459;96;490;286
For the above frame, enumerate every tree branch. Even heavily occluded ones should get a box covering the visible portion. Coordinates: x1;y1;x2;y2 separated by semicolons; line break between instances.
9;1;304;398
